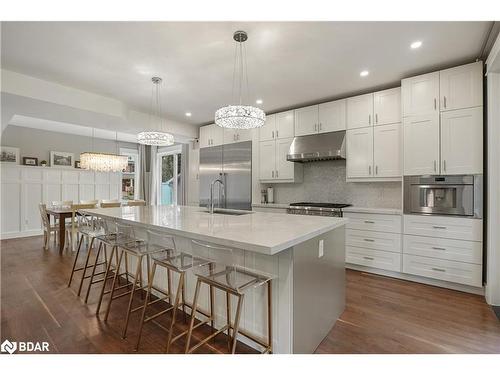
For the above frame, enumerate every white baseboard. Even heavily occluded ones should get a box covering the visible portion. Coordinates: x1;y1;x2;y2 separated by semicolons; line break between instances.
346;263;485;296
0;230;43;240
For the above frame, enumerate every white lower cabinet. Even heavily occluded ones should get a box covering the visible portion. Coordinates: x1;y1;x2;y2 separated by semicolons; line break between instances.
346;246;401;272
403;215;482;242
346;229;401;253
403;254;482;287
403;235;482;264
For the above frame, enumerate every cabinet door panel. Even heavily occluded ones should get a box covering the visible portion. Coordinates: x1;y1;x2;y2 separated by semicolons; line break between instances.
276;138;294;180
1;182;21;234
403;114;440;175
211;124;223;147
24;183;43;231
440;62;483;111
276;111;294;139
440;107;483;175
402;72;439;117
259;140;276;180
199;125;212;148
374;88;401;125
347;93;373;129
319;99;346;133
259;114;276;141
373;123;402;177
223;128;238;144
294;105;318;136
235;128;253;143
346;127;373;178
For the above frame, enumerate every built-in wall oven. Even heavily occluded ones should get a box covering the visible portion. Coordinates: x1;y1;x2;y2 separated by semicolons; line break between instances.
403;175;482;218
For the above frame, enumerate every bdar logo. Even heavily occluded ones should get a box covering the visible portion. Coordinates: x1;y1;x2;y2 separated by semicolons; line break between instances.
1;339;17;354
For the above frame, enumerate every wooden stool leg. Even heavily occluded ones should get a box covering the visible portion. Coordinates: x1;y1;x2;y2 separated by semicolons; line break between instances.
67;234;84;287
96;245;116;315
122;254;143;338
231;294;244;354
166;272;185;353
77;237;95;296
185;279;202;353
135;262;157;351
84;241;103;303
104;249;124;322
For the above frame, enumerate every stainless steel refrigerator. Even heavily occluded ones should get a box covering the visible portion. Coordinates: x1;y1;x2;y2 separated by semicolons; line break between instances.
199;141;252;211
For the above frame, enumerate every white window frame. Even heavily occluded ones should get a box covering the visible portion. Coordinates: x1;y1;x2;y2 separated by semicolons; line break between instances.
120;147;139;200
157;145;182;205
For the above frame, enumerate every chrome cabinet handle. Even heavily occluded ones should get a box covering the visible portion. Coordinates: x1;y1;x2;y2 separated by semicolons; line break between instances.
375;165;378;175
276;170;279;178
432;267;446;272
276;130;278;138
434;98;437;110
272;171;274;178
363;238;375;242
364;220;375;224
368;165;372;175
375;114;378;124
433;160;437;172
314;123;317;132
363;256;374;260
368;114;371;125
443;96;447;109
433;226;447;229
432;246;446;251
272;131;274;139
319;123;322;131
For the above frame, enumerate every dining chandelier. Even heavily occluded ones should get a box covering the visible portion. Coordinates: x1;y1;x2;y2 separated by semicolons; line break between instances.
80;129;128;173
215;30;265;129
137;77;175;146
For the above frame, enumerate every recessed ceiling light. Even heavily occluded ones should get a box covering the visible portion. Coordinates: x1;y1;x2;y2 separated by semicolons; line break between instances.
185;112;192;117
411;41;422;49
360;70;369;77
256;99;263;105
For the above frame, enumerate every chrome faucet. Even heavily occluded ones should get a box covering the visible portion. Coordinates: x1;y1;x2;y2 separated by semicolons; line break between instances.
209;178;225;214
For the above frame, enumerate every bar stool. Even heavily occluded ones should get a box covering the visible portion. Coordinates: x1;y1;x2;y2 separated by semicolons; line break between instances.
67;205;106;296
127;200;146;207
100;200;122;208
98;222;167;339
135;230;213;352
185;240;274;354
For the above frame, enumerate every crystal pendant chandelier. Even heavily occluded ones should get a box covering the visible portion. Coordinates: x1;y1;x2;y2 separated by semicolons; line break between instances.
215;31;265;129
80;129;128;172
137;77;175;146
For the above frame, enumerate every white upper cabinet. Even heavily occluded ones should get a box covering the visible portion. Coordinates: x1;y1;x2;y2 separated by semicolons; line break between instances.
258;137;302;182
199;124;223;148
318;99;346;133
403;114;440;175
275;110;295;139
440;107;483;175
259;114;276;141
276;138;295;180
373;124;402;177
439;62;483;112
223;128;253;144
402;72;439;117
347;93;374;129
373;88;401;126
346;127;374;178
294;105;318;136
259;140;276;180
259;111;294;141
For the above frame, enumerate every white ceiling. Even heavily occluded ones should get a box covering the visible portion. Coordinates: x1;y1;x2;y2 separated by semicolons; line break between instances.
1;21;492;127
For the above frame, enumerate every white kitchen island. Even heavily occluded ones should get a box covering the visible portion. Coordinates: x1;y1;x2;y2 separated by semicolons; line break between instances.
83;205;347;354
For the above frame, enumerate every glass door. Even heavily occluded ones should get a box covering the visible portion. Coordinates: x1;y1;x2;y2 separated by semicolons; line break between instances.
158;151;182;205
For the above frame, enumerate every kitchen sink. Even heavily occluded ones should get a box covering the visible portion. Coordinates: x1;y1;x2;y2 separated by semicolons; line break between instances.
203;208;253;216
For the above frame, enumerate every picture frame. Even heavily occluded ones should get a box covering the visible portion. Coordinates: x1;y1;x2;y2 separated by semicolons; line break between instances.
22;157;38;166
0;146;20;164
50;151;74;169
74;160;81;169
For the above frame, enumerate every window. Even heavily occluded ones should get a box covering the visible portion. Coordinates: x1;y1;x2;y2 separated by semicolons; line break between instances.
120;148;139;200
157;146;183;205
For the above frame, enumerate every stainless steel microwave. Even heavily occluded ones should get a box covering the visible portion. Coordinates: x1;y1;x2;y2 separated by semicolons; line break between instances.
403;175;483;218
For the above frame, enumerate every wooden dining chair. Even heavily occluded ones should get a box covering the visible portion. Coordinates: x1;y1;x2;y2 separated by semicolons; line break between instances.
39;203;70;250
101;200;122;208
126;199;146;207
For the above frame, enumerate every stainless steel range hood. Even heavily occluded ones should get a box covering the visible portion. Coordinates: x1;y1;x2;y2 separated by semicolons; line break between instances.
286;130;346;163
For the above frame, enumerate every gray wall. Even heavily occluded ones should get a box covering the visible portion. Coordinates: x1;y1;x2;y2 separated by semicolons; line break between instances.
1;125;138;164
267;160;402;208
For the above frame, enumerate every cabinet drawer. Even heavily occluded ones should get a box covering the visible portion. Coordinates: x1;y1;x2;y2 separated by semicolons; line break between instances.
403;215;482;241
344;212;402;233
403;235;482;264
403;254;482;287
346;229;401;253
346;247;401;272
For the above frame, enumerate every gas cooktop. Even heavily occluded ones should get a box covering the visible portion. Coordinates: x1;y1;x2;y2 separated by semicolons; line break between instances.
287;202;351;217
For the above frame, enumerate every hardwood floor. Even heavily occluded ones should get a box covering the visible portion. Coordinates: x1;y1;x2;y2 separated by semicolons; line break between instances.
1;235;499;354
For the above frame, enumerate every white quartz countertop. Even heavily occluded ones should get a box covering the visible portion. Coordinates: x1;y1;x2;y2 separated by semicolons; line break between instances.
83;205;347;255
342;206;403;215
